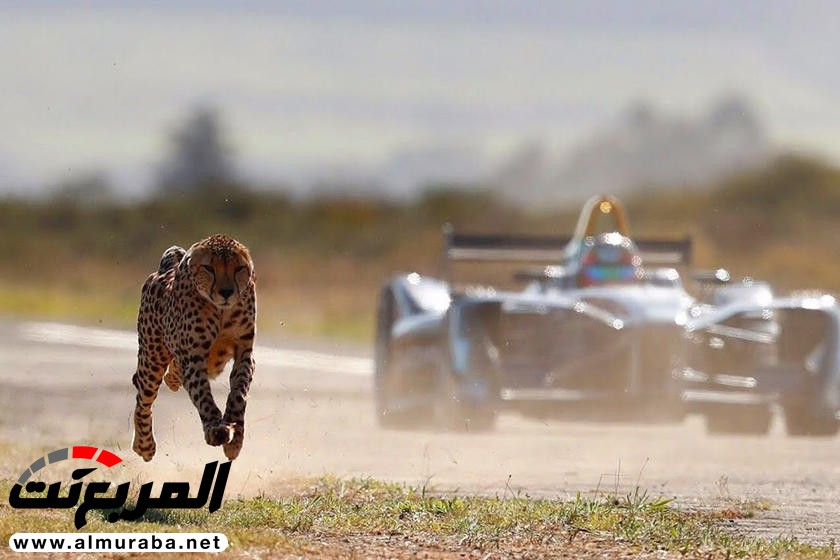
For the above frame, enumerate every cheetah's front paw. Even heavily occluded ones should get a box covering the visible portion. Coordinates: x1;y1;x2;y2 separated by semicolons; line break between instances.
222;423;244;460
204;422;234;447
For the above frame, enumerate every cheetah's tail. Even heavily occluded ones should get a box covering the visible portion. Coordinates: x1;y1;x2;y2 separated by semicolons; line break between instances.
163;366;182;392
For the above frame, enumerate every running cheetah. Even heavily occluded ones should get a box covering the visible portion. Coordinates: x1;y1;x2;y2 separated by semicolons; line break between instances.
131;234;256;461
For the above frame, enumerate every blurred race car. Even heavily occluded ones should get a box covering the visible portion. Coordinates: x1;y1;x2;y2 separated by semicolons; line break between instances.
374;195;840;436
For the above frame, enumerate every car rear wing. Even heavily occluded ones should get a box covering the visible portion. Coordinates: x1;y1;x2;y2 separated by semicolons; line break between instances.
444;227;692;266
445;231;573;263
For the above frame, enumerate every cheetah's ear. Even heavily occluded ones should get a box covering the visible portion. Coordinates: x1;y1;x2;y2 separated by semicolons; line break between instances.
182;247;202;273
240;246;255;276
184;242;207;265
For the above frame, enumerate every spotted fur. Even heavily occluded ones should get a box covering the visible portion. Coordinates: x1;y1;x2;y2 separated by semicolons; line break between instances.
131;234;257;461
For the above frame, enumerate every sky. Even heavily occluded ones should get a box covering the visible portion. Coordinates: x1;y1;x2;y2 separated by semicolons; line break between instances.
1;1;838;195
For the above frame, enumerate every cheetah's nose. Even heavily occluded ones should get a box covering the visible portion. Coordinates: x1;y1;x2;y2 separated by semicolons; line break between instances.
219;288;234;299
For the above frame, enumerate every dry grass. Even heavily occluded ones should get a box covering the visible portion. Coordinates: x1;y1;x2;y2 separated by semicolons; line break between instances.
0;477;834;559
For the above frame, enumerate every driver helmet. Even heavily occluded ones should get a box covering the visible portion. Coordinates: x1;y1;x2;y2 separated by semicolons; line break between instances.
577;232;644;287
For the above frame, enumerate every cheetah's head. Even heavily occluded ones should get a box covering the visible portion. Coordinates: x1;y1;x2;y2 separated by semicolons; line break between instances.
188;236;254;308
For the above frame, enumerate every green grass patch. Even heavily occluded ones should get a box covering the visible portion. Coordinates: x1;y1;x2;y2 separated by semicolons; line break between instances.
0;280;372;341
0;281;137;330
0;478;833;558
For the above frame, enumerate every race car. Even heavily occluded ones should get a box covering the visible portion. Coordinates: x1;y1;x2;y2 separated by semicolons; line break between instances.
374;195;840;436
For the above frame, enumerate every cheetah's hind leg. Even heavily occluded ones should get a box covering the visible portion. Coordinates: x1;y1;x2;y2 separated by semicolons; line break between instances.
163;360;182;392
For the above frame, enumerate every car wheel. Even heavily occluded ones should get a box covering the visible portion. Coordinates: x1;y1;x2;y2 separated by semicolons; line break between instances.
433;338;499;433
374;287;417;429
705;404;772;435
432;370;496;432
783;404;840;437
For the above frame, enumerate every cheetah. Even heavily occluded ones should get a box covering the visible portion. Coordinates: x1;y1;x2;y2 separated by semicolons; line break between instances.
131;234;257;462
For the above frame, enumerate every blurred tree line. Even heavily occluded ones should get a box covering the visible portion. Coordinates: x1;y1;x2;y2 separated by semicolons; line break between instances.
20;106;840;267
2;106;840;337
5;149;840;285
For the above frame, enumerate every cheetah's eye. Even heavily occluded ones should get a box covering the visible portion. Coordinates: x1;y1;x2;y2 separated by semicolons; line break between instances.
235;266;248;274
201;265;215;275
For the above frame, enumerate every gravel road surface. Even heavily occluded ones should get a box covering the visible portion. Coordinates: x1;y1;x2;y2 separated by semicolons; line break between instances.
1;320;838;544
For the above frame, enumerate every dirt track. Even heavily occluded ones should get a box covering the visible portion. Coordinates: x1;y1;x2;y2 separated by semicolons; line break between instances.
1;319;839;545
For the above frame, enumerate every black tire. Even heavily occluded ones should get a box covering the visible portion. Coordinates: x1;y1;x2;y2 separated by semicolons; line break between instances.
432;329;499;433
783;404;840;437
705;404;773;435
432;367;497;432
373;287;416;429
